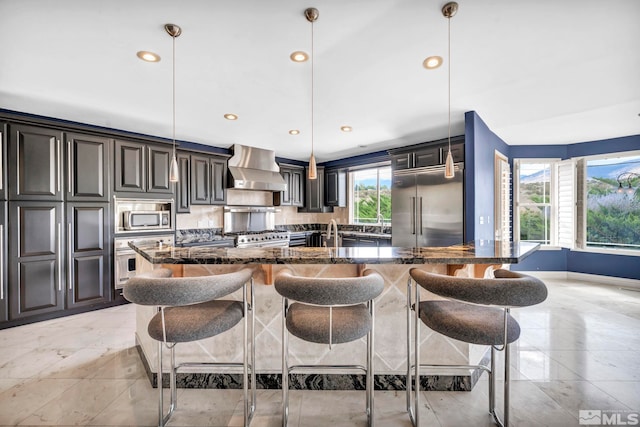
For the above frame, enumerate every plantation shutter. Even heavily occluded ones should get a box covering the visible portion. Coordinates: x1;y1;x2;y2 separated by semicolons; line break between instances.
557;159;575;248
574;159;586;249
497;157;511;241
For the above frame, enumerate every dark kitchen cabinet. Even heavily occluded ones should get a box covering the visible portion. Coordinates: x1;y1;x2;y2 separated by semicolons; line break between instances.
66;203;111;308
190;154;227;206
1;123;6;201
114;140;145;193
8;124;63;201
274;165;304;207
114;140;173;195
8;201;64;319
300;166;330;213
0;202;6;322
175;152;191;213
340;234;391;247
389;137;464;171
66;133;110;202
325;168;346;207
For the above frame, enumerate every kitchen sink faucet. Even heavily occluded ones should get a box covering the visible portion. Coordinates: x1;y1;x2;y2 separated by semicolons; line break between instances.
326;219;339;249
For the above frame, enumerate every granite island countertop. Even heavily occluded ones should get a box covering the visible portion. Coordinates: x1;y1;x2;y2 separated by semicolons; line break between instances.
129;240;540;265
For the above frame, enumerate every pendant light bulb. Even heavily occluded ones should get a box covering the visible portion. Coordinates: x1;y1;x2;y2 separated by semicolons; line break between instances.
308;153;317;180
444;149;455;179
169;155;179;182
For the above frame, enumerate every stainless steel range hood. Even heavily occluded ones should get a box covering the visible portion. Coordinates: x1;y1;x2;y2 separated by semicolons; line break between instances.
227;144;287;192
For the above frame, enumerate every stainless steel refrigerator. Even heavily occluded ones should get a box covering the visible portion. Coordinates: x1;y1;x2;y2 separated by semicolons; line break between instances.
391;164;464;247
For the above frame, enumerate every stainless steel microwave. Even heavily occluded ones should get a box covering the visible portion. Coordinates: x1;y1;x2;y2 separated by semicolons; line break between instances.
122;210;171;230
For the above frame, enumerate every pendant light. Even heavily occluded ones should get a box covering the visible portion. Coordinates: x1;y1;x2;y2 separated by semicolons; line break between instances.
443;2;457;179
166;23;181;183
305;8;319;180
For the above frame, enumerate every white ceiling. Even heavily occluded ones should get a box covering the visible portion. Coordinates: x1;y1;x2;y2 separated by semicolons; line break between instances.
1;0;639;162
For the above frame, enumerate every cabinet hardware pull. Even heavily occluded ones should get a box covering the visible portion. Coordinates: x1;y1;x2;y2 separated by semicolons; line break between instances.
68;225;73;290
58;223;62;291
0;224;4;300
67;141;72;194
56;140;61;193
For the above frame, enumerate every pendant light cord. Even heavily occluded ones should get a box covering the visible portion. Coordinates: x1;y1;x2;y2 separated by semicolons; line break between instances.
311;18;315;157
447;13;451;153
172;32;176;157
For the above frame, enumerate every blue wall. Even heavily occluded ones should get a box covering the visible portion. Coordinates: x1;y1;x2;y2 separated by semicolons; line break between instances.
508;133;640;280
465;111;510;241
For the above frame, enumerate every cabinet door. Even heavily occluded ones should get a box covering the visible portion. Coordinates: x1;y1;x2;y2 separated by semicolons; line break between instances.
9;124;63;201
66;133;109;201
447;141;465;163
378;238;391;247
190;154;210;205
414;146;441;168
0;202;6;322
114;140;145;193
210;157;227;205
9;201;64;319
291;168;304;207
341;236;359;247
280;169;292;205
176;153;191;213
358;238;378;247
392;153;412;170
147;145;172;193
305;166;324;212
0;123;6;201
325;169;346;207
66;203;111;308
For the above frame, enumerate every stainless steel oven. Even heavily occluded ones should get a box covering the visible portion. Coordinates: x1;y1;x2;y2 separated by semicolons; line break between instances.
114;235;174;289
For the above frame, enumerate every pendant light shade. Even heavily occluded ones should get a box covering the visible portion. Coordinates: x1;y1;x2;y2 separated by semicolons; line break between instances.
443;2;457;179
166;23;181;183
305;8;319;180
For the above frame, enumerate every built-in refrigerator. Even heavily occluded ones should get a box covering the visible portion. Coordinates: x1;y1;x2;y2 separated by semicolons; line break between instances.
391;164;464;247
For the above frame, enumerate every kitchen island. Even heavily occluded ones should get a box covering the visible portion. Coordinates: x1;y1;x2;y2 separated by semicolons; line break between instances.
130;240;539;391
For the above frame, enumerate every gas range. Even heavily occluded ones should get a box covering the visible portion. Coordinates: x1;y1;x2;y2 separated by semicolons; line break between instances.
231;230;291;248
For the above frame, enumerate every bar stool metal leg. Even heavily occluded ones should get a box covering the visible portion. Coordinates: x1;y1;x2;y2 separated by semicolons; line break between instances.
282;297;289;427
367;299;375;427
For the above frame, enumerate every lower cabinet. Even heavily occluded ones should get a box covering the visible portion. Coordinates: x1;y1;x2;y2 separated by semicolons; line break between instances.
66;203;111;309
0;202;7;322
8;201;65;319
341;234;391;247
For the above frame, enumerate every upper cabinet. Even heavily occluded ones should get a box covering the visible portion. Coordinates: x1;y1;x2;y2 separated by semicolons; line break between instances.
114;140;173;196
190;153;227;206
66;133;110;202
300;166;333;213
325;168;346;207
390;137;465;171
0;123;6;201
175;152;191;213
274;165;304;207
8;124;63;201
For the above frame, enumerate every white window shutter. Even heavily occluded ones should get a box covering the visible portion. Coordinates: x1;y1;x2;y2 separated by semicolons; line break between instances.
499;159;511;241
557;159;575;249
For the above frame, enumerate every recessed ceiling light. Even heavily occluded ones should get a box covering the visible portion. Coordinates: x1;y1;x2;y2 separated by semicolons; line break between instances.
358;144;368;148
340;126;352;132
224;113;238;120
290;51;309;62
136;51;161;62
289;129;300;135
423;56;443;69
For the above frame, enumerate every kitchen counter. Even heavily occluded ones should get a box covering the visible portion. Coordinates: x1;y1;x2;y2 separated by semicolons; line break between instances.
130;240;539;392
129;240;539;265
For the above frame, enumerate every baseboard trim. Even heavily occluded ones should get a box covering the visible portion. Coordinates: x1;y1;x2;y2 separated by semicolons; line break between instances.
516;271;640;290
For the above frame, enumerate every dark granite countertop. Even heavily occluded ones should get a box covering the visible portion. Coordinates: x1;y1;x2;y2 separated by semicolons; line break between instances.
129;240;539;265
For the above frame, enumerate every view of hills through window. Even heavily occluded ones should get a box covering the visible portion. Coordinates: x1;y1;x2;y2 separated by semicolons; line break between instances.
352;167;391;224
518;162;552;244
586;154;640;250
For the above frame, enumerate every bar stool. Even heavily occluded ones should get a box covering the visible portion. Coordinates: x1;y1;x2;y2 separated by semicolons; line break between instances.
406;269;547;427
123;267;256;427
274;268;385;427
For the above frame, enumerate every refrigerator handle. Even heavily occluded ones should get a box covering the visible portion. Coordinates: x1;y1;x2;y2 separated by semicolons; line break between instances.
419;197;423;235
410;197;416;235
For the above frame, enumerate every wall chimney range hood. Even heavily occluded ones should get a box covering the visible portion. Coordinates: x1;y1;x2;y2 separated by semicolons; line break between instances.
227;144;287;192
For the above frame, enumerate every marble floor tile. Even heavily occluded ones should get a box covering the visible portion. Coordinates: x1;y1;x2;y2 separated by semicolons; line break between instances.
0;277;638;426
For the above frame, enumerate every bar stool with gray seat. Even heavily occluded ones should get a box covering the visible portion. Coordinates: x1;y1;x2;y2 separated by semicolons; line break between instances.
406;269;547;427
274;268;385;427
123;267;256;427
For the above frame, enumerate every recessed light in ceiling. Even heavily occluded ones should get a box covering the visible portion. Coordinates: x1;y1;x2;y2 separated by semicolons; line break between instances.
290;51;309;62
136;51;161;62
358;144;368;148
224;113;238;120
289;129;300;135
340;126;352;132
423;55;443;69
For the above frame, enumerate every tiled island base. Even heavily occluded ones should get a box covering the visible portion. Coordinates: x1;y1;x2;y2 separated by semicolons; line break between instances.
134;262;491;391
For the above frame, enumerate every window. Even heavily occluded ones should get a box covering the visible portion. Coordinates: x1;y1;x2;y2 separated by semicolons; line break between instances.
582;153;640;251
349;166;391;225
514;160;558;245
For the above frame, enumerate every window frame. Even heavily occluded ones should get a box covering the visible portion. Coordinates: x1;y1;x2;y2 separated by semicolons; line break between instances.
513;158;560;247
348;164;392;225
